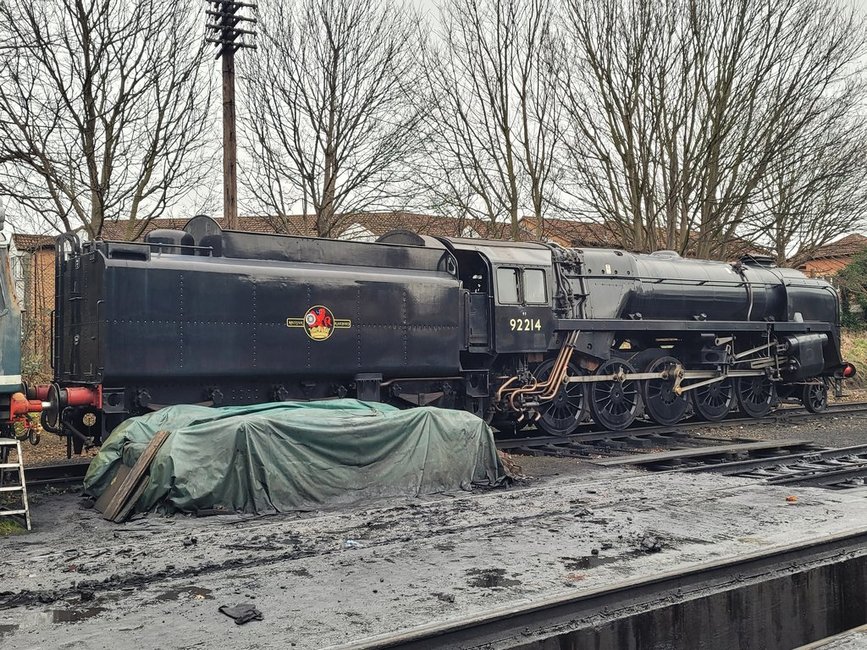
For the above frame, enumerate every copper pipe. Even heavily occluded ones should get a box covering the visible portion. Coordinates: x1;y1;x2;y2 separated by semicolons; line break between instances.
538;345;576;401
506;348;563;408
502;331;579;410
495;376;519;403
535;331;579;401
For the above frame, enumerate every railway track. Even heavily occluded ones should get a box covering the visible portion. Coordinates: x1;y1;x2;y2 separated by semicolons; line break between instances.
595;442;867;488
497;401;867;489
496;401;867;452
21;461;89;487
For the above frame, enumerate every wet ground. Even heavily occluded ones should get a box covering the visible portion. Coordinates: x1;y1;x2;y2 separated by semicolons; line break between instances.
1;413;866;649
798;624;867;649
694;408;867;449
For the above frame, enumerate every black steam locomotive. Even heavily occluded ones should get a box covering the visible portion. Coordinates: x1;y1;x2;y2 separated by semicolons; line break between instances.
21;216;854;449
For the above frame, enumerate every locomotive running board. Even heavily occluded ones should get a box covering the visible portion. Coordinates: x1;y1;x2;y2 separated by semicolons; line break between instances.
555;318;833;333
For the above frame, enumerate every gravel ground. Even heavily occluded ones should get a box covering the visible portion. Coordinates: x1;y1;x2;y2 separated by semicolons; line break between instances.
800;625;867;650
693;410;867;449
1;451;866;649
1;407;865;648
13;433;96;466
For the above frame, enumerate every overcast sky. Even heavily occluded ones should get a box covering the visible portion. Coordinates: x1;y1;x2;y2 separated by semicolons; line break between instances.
412;0;867;17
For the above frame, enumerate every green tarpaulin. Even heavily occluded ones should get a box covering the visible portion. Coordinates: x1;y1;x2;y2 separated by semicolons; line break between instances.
84;400;506;514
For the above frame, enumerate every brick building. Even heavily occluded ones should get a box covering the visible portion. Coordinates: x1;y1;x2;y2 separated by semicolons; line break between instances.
797;234;867;280
98;212;515;242
11;234;56;379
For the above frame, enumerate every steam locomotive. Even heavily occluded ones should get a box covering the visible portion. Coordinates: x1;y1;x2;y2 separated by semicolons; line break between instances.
13;215;855;450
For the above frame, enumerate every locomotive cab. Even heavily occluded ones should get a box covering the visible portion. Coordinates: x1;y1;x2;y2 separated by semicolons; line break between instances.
437;238;556;356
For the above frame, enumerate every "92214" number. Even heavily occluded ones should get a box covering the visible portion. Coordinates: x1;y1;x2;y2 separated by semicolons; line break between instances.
509;318;542;332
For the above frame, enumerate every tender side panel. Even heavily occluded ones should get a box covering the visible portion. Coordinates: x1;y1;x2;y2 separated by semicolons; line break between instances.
95;257;462;382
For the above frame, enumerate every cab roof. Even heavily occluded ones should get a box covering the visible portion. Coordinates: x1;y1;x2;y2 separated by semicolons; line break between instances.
437;236;552;266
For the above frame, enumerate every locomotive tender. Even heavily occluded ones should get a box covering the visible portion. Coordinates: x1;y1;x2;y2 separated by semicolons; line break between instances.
17;215;855;448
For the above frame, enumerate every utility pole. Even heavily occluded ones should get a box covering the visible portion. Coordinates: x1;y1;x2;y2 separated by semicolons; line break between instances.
205;1;257;230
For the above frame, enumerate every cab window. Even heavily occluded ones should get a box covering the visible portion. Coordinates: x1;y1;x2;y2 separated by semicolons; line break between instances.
524;269;547;304
496;267;520;304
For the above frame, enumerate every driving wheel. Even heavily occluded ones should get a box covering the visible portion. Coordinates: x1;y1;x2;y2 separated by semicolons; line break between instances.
642;356;689;425
590;359;640;431
735;375;776;418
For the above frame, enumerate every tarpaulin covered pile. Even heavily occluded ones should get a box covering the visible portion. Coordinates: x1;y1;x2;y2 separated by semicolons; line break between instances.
84;399;506;514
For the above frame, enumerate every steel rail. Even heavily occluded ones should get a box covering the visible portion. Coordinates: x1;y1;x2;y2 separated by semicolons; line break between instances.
763;463;867;488
678;444;867;476
22;461;89;487
591;439;816;467
336;527;867;650
495;401;867;451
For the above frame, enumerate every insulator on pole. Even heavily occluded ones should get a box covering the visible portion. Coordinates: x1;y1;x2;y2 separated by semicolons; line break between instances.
204;1;257;56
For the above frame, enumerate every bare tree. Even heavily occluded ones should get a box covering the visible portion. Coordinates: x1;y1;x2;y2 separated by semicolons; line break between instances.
559;0;867;259
241;0;423;238
0;0;215;240
418;0;564;241
748;111;867;266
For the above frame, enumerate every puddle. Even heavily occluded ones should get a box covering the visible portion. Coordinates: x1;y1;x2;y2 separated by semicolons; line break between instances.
0;623;19;637
20;608;107;626
465;568;522;589
49;608;107;623
154;586;213;602
287;567;311;578
561;555;620;570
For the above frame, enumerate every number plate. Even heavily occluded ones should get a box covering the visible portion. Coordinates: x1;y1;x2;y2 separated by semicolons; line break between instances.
508;317;542;332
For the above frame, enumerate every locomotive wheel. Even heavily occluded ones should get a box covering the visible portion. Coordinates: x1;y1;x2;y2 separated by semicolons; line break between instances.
641;356;689;426
735;376;776;418
628;348;667;370
802;381;828;414
691;379;734;422
590;359;640;431
534;358;586;437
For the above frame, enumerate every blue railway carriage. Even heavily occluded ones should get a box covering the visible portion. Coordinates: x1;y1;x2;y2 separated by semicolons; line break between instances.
0;225;33;443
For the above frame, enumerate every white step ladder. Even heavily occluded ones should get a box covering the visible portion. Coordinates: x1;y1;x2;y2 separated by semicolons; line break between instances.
0;438;31;531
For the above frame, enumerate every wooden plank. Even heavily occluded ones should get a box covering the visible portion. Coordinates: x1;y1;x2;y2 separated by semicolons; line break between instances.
591;439;815;467
94;464;131;514
102;430;170;521
112;476;150;523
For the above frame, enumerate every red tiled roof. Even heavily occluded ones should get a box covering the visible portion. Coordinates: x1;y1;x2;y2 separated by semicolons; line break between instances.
801;233;867;261
12;233;56;251
99;216;282;241
520;217;620;247
98;212;522;242
521;216;769;258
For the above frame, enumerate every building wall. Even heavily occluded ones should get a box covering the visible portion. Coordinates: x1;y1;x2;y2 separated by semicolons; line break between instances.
21;248;54;379
800;257;850;279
